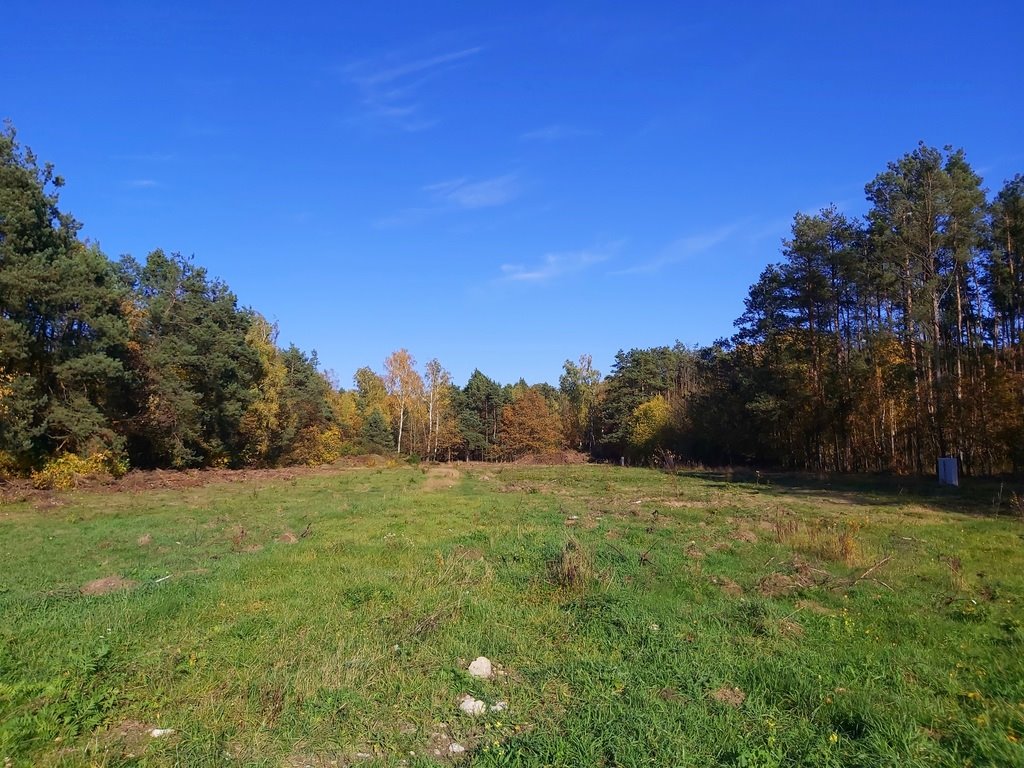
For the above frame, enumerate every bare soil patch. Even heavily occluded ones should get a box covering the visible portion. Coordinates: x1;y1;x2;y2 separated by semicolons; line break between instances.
99;720;156;758
81;575;137;596
711;686;746;707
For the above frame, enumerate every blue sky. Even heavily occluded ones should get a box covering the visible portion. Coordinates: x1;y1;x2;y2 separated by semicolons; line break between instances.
4;1;1022;387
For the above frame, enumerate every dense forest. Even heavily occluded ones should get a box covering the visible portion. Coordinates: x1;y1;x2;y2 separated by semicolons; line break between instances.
2;124;1022;479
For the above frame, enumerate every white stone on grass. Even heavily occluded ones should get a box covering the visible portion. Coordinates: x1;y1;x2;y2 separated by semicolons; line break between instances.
468;656;493;679
458;693;508;717
149;728;175;738
449;743;466;754
459;695;487;716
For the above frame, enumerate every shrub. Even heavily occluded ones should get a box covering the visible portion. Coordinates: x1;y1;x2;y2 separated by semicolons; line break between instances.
286;426;347;466
0;450;20;479
31;452;128;490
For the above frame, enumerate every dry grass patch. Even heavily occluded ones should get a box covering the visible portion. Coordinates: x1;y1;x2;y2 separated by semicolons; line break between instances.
548;537;595;589
80;575;137;596
423;466;462;491
771;512;866;566
711;576;744;597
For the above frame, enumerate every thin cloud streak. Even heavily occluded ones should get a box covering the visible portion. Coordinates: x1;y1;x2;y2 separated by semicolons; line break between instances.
374;173;519;228
425;174;519;209
611;224;743;275
500;241;623;284
345;46;483;131
355;47;482;86
125;179;160;189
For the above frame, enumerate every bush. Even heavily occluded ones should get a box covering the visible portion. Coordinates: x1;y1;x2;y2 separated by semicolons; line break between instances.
285;426;348;466
0;451;20;479
31;452;128;490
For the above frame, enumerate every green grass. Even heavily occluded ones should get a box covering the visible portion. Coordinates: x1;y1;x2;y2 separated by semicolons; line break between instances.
1;464;1023;767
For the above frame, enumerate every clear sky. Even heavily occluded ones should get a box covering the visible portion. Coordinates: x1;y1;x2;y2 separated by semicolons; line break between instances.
3;1;1022;387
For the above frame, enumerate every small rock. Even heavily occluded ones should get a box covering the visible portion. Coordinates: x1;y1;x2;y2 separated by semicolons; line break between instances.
459;694;487;716
490;700;508;712
449;743;465;754
468;656;493;679
149;728;175;738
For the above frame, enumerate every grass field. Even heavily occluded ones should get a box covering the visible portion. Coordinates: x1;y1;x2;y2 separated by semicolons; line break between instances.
1;463;1023;767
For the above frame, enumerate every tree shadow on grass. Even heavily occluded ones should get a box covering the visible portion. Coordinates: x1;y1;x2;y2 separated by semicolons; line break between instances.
681;468;1024;519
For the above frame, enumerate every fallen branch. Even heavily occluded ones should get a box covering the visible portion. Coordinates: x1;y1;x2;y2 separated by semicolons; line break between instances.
781;605;804;622
854;555;894;584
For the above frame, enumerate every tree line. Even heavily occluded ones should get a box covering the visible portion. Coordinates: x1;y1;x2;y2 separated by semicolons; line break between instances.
2;125;1021;476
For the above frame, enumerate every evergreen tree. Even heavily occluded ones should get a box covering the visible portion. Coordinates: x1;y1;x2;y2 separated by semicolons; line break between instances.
118;250;259;467
361;408;394;453
0;124;129;466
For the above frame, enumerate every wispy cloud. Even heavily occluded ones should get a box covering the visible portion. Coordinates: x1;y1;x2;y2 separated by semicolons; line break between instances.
125;179;160;189
520;124;596;142
375;173;519;228
345;46;482;131
500;241;623;284
611;224;742;275
425;174;519;209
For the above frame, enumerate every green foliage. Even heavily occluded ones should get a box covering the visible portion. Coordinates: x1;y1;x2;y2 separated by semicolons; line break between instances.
360;408;394;453
0;643;119;760
2;465;1023;765
0;124;130;465
457;369;508;460
559;354;602;452
597;344;698;460
118;250;260;468
4;122;1024;476
30;451;129;489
